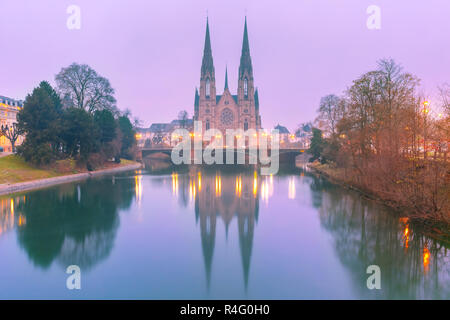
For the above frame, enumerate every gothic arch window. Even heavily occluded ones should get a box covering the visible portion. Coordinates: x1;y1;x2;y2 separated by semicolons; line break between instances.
206;78;211;98
206;119;210;130
244;77;248;99
244;119;249;131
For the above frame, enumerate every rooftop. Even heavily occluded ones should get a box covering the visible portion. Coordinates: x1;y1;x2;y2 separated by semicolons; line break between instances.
274;124;290;134
0;95;23;107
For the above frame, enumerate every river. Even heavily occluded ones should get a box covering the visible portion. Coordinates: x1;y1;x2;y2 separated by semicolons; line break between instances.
0;164;448;299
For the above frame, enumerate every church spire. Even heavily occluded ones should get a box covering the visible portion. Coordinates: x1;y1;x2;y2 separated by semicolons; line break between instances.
242;17;250;55
239;16;253;79
224;66;229;90
201;17;214;76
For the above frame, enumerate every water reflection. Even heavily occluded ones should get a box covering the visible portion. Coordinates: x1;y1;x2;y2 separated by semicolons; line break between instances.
0;177;135;271
0;164;448;299
154;165;447;297
0;196;27;236
309;173;449;299
191;169;258;290
144;165;449;297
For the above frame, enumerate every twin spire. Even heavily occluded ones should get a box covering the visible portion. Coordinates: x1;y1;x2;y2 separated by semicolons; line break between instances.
200;17;253;86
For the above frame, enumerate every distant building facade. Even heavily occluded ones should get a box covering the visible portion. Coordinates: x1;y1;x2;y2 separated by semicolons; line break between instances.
136;119;194;147
274;124;292;144
194;18;261;133
0;95;24;152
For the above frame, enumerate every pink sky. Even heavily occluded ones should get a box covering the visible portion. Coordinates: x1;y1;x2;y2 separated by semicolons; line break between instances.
1;0;449;130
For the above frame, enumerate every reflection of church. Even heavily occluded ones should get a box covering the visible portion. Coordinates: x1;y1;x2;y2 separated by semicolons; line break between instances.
194;171;259;289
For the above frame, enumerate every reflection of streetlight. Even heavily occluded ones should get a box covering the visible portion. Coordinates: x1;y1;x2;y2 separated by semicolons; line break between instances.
423;247;430;273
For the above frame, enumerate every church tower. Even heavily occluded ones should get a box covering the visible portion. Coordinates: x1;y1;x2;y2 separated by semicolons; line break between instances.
195;18;216;131
237;17;260;130
238;18;253;107
194;17;261;132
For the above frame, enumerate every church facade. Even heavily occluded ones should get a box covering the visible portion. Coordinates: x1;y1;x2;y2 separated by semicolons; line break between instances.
194;18;261;133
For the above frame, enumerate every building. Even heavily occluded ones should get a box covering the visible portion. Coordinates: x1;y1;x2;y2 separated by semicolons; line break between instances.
170;119;193;131
137;119;194;147
194;18;261;133
135;127;152;148
0;95;24;152
295;122;313;149
274;124;292;144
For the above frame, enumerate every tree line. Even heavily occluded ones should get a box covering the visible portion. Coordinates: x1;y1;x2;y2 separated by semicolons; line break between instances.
14;63;137;169
308;59;449;222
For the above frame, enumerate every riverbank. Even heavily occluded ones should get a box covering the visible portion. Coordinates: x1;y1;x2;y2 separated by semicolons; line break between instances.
0;155;142;196
308;162;450;243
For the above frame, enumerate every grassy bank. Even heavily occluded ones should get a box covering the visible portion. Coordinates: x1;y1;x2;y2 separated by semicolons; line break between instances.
0;155;137;185
308;162;449;242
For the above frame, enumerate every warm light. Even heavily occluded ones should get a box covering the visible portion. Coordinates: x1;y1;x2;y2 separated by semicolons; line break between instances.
261;178;270;205
215;175;222;197
135;175;142;205
172;173;178;197
193;183;196;200
135;133;142;139
423;247;430;272
197;172;202;192
189;179;196;202
423;101;430;106
235;176;242;197
17;215;26;227
403;226;409;249
288;177;296;199
253;174;258;198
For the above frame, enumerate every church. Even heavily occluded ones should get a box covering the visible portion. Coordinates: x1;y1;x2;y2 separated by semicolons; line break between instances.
194;18;262;133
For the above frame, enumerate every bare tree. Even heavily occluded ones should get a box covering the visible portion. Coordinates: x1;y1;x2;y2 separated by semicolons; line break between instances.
1;123;22;152
315;58;448;221
315;94;341;137
438;84;450;116
178;110;189;129
55;63;117;113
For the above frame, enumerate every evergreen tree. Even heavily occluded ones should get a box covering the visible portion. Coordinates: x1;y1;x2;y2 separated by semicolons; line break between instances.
117;115;136;159
16;81;63;164
308;128;325;163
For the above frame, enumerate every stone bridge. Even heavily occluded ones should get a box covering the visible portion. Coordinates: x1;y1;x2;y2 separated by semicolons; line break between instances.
141;146;306;165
